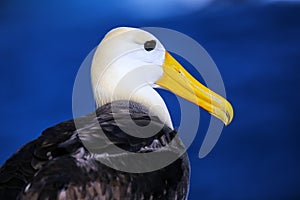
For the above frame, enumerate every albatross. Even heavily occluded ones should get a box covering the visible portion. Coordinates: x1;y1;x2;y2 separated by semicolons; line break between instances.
0;27;233;200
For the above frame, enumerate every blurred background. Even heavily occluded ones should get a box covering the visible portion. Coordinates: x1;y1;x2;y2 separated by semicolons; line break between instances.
1;0;300;199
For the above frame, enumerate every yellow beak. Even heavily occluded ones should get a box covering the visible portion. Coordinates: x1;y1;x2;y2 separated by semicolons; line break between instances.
156;52;234;125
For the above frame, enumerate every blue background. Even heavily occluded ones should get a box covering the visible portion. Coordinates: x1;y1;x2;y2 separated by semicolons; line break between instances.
1;0;300;199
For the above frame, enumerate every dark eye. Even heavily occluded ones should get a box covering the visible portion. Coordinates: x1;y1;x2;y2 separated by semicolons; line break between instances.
144;40;156;51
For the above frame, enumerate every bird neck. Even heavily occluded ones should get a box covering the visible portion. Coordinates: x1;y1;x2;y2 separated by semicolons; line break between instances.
94;85;174;129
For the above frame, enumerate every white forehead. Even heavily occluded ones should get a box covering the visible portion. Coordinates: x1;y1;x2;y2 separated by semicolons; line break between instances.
103;27;137;41
102;27;163;47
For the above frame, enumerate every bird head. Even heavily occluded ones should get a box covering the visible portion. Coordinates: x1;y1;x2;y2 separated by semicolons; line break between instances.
91;27;233;128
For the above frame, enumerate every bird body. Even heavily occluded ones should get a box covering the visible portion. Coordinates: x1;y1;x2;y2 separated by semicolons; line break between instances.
0;101;189;199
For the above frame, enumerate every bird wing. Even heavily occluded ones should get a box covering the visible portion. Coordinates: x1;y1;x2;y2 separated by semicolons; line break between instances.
0;101;189;200
19;153;133;200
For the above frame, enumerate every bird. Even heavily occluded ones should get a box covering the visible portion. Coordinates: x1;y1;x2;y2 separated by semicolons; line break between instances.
0;27;233;200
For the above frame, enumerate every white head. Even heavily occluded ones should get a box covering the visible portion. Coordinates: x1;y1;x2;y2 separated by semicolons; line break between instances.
91;27;233;129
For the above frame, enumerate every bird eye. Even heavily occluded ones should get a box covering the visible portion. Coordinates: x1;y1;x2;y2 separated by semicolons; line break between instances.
144;40;156;51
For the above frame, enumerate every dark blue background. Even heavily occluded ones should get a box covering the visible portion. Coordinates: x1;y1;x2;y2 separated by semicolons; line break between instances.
1;1;300;199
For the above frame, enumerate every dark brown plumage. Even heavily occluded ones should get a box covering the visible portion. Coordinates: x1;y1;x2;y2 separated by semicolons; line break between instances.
0;101;189;200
